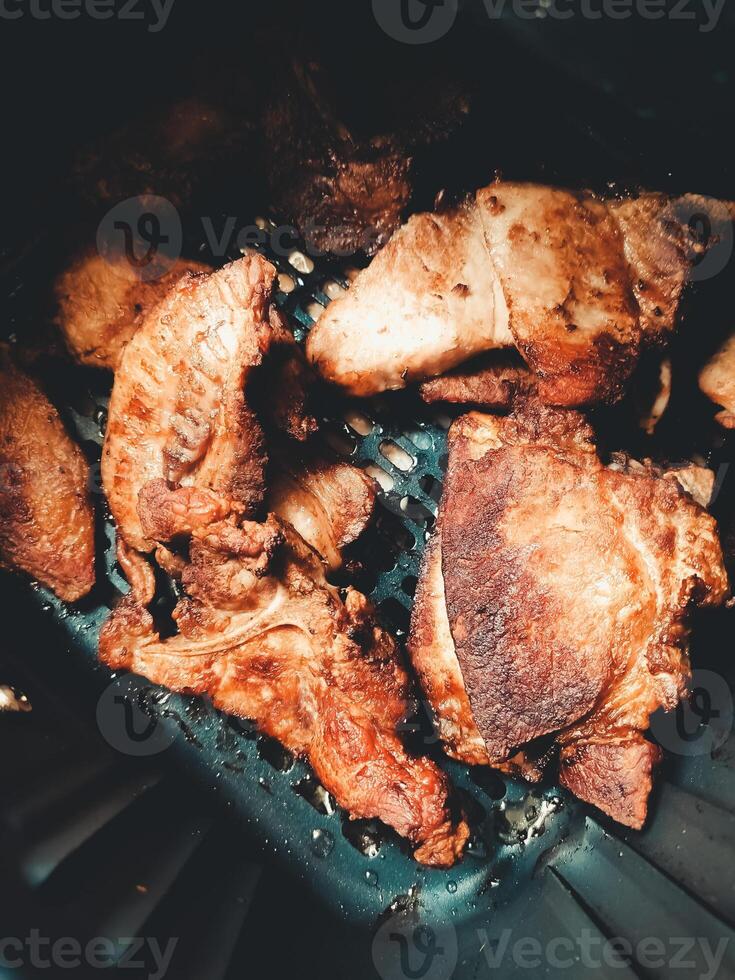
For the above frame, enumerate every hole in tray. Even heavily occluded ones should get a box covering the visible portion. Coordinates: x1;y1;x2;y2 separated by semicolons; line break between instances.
305;300;325;322
292;775;336;816
365;463;394;492
288;250;314;275
344;409;374;436
257;734;294;772
418;474;442;502
469;767;507;800
324;429;356;457
402;575;418;598
278;272;296;293
379;597;411;635
322;278;347;300
342;818;383;858
400;496;435;526
380;440;415;472
456;787;488;828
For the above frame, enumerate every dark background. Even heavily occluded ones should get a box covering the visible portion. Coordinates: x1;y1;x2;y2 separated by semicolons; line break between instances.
1;2;734;978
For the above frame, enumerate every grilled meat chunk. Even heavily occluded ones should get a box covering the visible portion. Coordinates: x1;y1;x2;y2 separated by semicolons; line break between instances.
102;257;275;563
0;347;94;601
699;332;735;428
307;202;512;395
410;401;728;828
267;452;376;571
308;182;731;406
53;247;211;371
263;52;470;257
100;496;468;867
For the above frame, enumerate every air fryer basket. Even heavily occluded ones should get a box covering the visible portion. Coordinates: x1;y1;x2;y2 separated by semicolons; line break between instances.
2;7;735;979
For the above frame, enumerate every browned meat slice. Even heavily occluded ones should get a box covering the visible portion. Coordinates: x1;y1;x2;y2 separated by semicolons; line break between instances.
267;452;376;571
419;351;533;409
263;51;470;257
306;202;512;395
53;247;211;371
102;256;275;562
99;494;468;867
408;530;490;766
308;181;732;407
423;401;728;828
699;332;735;428
0;346;94;601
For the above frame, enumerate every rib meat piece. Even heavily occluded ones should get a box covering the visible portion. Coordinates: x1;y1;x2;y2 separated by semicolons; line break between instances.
0;346;94;601
102;256;275;559
699;332;735;428
99;491;468;867
267;452;376;571
307;182;731;406
53;247;211;371
412;401;728;828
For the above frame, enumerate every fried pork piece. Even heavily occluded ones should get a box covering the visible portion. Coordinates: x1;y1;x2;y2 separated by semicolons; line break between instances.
102;257;275;562
306;202;512;395
419;350;533;409
412;402;728;828
699;332;735;428
53;247;211;371
263;51;470;256
267;452;376;571
99;494;468;867
308;182;730;405
0;347;94;601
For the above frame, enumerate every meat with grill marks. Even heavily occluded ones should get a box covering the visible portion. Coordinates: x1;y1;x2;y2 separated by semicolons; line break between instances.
0;346;94;601
409;400;729;828
100;487;469;867
101;256;277;600
307;182;733;407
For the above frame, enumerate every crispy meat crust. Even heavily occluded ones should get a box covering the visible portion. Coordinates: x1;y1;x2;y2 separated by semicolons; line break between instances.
419;350;532;409
437;401;728;828
102;256;275;556
99;497;468;867
0;347;94;601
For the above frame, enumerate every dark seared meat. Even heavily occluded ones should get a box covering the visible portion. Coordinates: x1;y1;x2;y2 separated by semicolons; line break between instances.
0;346;94;601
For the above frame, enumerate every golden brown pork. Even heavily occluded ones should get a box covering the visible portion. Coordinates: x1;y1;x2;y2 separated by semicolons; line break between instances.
410;401;729;828
699;332;735;428
267;452;376;571
102;256;275;570
100;487;468;867
0;347;94;601
53;248;211;371
307;182;730;406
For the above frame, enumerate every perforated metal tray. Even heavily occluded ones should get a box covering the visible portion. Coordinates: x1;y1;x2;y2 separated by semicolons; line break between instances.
3;214;735;979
